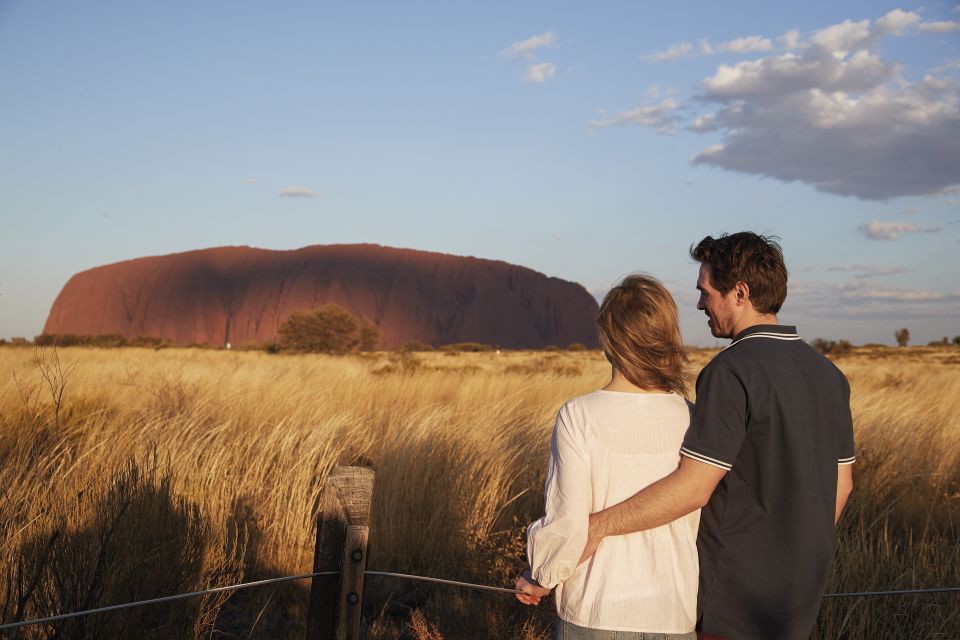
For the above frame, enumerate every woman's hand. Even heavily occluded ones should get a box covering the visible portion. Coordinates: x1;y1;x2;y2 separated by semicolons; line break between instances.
515;570;551;605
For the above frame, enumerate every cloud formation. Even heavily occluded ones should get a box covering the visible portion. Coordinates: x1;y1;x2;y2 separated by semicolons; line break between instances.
589;98;679;132
502;31;557;83
827;264;910;277
785;278;960;323
618;9;960;200
858;221;942;240
523;62;556;84
279;185;320;198
646;35;773;60
501;31;556;59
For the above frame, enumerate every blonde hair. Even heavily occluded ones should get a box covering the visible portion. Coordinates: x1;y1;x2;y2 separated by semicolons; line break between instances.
597;274;689;396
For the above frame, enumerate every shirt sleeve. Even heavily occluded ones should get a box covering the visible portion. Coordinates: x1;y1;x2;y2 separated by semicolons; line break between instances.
526;403;590;589
681;362;747;471
837;374;856;465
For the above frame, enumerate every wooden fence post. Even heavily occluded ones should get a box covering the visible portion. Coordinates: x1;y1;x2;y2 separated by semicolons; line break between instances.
306;465;375;640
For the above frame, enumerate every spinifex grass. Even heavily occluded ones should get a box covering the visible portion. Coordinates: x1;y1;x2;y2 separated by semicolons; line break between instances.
1;345;957;638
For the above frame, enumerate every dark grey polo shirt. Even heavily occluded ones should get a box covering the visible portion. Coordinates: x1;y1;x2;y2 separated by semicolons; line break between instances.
681;324;855;640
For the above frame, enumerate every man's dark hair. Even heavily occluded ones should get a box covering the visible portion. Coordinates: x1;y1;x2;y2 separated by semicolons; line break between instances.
690;232;788;314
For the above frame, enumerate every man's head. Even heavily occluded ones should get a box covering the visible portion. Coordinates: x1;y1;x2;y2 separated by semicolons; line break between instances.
690;232;788;338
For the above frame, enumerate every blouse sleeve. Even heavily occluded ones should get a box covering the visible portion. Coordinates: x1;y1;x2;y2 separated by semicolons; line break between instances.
526;403;591;589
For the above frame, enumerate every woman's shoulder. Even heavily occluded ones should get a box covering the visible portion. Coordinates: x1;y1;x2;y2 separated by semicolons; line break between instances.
561;389;689;416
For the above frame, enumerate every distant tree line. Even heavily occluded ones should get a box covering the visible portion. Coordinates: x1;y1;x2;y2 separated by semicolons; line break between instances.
810;338;853;355
32;334;171;348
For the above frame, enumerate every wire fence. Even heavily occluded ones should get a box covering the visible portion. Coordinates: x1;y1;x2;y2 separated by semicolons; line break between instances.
1;569;957;633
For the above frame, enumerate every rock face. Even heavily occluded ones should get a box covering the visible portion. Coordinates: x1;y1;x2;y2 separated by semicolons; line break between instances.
43;244;600;349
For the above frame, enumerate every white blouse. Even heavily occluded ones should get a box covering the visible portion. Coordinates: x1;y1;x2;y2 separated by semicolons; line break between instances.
526;390;700;633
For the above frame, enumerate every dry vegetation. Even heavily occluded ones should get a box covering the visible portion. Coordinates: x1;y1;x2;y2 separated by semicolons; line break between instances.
1;345;958;639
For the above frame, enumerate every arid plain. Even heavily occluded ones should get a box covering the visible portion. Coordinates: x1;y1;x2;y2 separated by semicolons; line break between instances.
2;345;958;639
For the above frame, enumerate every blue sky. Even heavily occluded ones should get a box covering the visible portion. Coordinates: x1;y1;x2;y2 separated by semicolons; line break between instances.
1;0;958;345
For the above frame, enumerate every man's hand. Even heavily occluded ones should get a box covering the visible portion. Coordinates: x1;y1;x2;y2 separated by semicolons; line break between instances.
578;515;603;564
514;570;551;606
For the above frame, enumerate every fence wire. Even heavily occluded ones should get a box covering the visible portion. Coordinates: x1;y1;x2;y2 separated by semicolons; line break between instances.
1;570;957;632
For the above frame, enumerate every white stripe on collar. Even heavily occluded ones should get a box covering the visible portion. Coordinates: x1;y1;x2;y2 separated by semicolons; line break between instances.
725;331;801;349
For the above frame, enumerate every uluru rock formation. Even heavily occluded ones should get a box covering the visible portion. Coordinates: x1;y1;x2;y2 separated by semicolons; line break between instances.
43;244;600;349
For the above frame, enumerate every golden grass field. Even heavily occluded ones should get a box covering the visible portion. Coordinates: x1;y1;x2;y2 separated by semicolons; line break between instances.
1;345;958;639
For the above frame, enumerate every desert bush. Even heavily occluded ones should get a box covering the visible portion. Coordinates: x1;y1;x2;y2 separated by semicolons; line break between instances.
396;341;435;352
894;327;910;347
277;304;380;354
566;343;586;351
438;342;491;352
811;338;853;355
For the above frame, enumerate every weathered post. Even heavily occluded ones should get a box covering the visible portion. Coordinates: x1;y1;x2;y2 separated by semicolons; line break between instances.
306;465;375;640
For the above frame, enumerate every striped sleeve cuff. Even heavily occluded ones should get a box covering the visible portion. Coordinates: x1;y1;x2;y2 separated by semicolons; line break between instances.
838;455;856;465
680;447;733;471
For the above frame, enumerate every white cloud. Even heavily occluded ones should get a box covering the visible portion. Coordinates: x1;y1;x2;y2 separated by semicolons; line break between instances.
502;31;556;59
720;36;774;53
648;35;772;61
858;221;942;240
918;20;960;33
646;41;695;61
811;18;875;54
785;278;960;327
603;10;960;199
689;52;960;199
827;264;910;278
844;288;954;301
778;30;802;50
241;178;257;185
689;113;718;132
279;185;320;198
589;98;679;133
876;9;922;35
523;62;556;83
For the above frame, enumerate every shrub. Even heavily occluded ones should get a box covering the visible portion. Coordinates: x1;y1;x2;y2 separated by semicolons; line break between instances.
894;328;910;347
359;319;381;351
277;304;380;354
396;341;435;352
566;343;587;351
812;338;853;355
438;342;491;352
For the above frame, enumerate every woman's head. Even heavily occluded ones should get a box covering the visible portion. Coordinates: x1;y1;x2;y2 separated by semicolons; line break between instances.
597;274;688;396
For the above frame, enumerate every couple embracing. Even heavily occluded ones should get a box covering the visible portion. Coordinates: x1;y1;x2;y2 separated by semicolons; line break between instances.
516;232;856;640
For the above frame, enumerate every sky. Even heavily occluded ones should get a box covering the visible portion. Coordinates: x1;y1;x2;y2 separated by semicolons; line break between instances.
1;0;958;346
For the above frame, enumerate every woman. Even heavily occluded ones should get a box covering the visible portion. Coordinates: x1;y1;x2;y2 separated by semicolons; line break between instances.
516;274;699;640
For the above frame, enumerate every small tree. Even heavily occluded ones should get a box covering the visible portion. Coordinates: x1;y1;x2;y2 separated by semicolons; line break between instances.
953;336;960;346
278;304;369;354
894;328;910;347
358;319;381;351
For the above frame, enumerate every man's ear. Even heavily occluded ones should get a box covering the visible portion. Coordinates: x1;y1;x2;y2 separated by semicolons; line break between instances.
733;281;751;307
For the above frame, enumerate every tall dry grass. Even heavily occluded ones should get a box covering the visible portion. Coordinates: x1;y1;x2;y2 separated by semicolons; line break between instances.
0;345;957;638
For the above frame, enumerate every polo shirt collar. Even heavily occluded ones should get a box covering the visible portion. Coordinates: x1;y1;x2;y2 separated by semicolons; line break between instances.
728;324;800;347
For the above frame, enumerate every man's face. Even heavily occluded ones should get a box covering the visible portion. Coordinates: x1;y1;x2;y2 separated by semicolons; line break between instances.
696;263;738;339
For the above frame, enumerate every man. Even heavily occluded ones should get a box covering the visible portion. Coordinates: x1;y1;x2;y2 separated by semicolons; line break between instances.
520;232;855;639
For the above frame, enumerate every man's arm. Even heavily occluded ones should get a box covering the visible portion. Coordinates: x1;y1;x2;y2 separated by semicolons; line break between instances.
835;463;853;524
581;456;726;563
